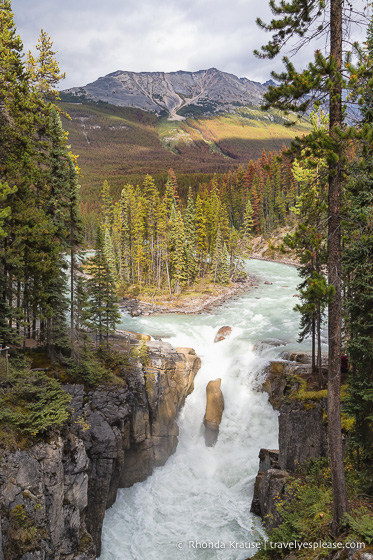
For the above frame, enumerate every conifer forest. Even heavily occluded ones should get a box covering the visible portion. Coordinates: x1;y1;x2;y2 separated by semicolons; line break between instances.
1;0;373;558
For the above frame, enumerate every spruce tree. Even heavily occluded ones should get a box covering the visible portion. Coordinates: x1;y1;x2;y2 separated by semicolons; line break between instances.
171;211;188;294
86;228;120;346
104;228;117;278
184;188;197;284
211;226;223;285
241;199;254;245
195;195;208;276
101;180;113;225
26;29;65;103
120;186;131;284
285;113;329;380
221;243;230;285
344;19;373;477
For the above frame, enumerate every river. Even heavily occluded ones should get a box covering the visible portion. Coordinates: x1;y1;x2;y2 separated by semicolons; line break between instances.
99;259;315;560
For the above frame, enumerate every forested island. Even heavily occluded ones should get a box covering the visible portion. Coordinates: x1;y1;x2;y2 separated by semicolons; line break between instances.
0;0;373;558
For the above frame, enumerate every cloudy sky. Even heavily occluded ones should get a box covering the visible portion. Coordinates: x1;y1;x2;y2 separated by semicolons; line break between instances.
13;0;368;89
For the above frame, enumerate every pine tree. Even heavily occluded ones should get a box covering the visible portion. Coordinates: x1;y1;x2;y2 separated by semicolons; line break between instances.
166;168;180;205
156;201;171;293
0;0;33;180
255;0;350;529
73;269;91;349
295;270;334;388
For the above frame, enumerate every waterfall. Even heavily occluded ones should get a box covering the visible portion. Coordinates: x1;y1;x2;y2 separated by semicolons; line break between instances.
99;260;312;560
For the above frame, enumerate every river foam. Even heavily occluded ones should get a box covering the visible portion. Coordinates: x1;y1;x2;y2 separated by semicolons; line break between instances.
99;260;315;560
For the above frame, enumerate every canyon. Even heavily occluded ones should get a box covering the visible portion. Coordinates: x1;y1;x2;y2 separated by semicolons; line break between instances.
0;341;200;559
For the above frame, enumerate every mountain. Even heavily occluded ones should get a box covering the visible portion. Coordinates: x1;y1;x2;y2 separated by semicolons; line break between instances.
62;68;269;120
59;69;311;214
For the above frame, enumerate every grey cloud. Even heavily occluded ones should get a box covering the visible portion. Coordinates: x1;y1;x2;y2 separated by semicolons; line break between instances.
12;0;341;89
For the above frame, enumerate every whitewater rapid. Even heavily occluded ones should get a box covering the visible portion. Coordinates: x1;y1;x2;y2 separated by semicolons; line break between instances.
99;260;314;560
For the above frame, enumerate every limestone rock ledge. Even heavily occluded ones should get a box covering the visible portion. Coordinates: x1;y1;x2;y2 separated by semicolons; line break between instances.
251;354;329;533
0;342;201;560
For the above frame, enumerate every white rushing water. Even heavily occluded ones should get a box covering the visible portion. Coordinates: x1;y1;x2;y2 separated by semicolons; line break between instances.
99;259;315;560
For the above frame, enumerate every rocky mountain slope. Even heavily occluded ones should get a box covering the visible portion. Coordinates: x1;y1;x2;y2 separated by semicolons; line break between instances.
63;68;272;120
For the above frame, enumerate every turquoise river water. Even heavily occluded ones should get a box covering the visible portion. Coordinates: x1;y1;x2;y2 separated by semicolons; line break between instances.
99;259;318;560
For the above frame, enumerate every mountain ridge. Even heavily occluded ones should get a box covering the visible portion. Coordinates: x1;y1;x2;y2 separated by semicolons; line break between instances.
62;68;270;120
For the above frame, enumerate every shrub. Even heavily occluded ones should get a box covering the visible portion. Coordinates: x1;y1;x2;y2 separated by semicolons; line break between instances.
344;507;373;544
131;340;150;366
0;363;71;438
67;348;112;387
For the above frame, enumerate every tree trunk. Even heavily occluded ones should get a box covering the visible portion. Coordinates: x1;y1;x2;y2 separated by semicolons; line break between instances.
328;0;349;533
70;236;74;343
165;256;172;296
312;316;316;373
16;281;21;335
317;304;323;388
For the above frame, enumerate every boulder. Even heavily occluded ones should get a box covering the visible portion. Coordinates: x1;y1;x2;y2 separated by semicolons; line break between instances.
131;309;142;317
214;326;232;343
203;379;224;446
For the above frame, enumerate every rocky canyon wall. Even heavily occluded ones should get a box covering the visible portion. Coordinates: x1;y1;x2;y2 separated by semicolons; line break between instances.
0;341;200;560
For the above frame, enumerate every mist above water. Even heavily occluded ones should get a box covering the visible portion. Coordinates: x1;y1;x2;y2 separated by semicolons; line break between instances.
99;260;313;560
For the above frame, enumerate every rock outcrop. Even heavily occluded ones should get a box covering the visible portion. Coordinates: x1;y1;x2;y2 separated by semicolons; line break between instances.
250;449;287;530
203;378;224;446
214;326;232;343
63;68;268;119
0;341;200;560
279;400;328;472
251;354;329;531
261;356;328;410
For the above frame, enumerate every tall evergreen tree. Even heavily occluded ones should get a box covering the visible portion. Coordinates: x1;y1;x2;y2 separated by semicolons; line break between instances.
255;0;350;529
171;211;188;294
26;29;65;103
242;199;254;245
86;228;120;346
344;18;373;478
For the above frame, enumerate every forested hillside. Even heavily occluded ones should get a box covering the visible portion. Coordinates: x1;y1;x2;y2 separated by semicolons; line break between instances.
91;149;297;294
59;97;309;217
